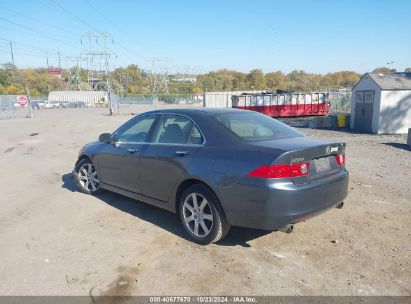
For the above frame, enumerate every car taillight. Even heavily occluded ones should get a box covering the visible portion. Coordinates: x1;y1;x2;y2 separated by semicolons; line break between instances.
335;153;345;166
248;162;310;179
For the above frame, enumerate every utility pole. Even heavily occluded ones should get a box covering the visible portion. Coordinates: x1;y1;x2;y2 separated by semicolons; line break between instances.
25;83;33;118
6;43;32;118
386;61;395;72
146;58;171;109
9;41;14;65
46;51;49;69
82;32;114;115
58;51;61;70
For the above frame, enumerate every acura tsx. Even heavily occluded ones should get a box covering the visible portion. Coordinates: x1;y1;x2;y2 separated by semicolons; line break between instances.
73;108;349;244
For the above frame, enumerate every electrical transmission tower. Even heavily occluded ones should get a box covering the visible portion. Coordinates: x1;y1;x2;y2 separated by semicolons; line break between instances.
65;56;83;90
82;32;113;90
81;32;115;114
146;58;171;108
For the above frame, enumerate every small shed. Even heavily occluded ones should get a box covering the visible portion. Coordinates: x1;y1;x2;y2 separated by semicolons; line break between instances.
350;72;411;134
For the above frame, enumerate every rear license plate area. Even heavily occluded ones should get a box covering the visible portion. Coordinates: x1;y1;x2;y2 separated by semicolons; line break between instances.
314;157;331;173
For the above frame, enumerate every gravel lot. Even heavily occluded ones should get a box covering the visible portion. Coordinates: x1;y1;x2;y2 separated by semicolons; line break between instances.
0;107;410;296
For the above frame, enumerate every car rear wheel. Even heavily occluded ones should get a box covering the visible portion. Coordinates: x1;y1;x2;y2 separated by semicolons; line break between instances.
179;184;230;245
74;159;102;195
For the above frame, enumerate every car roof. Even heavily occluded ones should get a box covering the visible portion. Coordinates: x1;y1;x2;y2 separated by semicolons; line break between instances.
143;107;249;116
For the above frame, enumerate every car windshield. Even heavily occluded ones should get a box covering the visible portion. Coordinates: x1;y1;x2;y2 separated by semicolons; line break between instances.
215;112;304;141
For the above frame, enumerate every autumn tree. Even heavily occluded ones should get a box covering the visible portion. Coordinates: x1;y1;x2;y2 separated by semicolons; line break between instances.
246;69;266;90
372;67;396;74
265;71;287;90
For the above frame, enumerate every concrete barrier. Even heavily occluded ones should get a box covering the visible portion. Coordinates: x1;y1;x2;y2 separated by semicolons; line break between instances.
309;114;351;130
345;114;351;127
328;115;338;128
309;116;329;129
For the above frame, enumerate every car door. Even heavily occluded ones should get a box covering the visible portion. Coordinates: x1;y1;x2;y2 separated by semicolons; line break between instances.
139;114;205;202
95;114;158;193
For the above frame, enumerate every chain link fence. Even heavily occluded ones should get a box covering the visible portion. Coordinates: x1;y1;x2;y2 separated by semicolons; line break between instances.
1;90;352;119
0;95;37;120
112;94;204;115
204;89;352;113
328;89;352;113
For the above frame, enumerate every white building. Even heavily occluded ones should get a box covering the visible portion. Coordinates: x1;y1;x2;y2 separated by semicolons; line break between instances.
351;73;411;134
48;91;108;107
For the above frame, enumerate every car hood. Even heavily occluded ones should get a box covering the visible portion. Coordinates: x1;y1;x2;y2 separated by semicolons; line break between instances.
79;140;101;155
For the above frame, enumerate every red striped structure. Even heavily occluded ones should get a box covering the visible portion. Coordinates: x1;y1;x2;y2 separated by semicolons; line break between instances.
232;93;330;117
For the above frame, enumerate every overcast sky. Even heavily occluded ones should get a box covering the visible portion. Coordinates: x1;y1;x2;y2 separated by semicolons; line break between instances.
1;0;410;73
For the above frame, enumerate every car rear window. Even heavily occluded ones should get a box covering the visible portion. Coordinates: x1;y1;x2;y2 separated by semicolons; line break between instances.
215;112;304;141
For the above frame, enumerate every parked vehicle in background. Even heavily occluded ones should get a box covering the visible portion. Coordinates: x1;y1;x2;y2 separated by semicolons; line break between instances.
70;101;87;108
60;101;70;108
44;101;61;109
73;108;348;244
31;100;45;109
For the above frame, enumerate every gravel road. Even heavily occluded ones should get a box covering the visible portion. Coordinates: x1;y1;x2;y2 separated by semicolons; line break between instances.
0;107;409;296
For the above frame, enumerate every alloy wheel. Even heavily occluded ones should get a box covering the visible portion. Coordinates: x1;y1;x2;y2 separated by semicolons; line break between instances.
182;193;214;237
77;163;100;192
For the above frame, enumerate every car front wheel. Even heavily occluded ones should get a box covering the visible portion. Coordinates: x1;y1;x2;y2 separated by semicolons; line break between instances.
179;184;230;245
74;159;102;195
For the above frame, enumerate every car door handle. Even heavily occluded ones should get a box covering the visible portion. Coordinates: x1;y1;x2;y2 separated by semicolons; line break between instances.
175;150;189;156
128;148;138;153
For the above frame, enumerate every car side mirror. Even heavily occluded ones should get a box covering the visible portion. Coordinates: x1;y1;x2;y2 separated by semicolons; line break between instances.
99;133;112;143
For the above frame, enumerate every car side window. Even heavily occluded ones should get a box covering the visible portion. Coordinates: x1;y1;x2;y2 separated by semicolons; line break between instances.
115;115;156;143
154;115;198;144
188;126;203;144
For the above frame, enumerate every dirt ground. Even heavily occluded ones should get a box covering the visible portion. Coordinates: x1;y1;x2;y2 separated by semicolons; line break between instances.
0;106;410;296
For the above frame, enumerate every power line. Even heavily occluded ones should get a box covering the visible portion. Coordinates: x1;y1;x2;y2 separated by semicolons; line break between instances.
0;5;80;39
146;58;171;108
1;24;48;39
48;0;100;32
0;37;81;70
84;0;120;30
0;18;85;51
0;37;60;56
84;0;152;53
114;41;145;60
48;0;145;64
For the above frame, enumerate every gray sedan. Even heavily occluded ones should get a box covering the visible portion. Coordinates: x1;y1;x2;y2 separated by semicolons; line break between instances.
73;108;349;244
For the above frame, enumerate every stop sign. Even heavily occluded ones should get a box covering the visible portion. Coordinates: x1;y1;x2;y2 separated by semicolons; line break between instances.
17;95;28;107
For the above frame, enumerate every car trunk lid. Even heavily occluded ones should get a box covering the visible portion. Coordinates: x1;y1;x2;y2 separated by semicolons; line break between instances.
250;136;346;184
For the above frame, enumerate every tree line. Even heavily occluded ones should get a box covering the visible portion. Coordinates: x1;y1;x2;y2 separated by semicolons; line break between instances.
0;63;410;97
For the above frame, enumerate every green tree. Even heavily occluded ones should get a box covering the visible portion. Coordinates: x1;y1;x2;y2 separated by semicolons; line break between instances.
265;71;287;90
372;67;396;74
246;69;266;90
6;84;24;95
191;86;202;94
287;70;308;91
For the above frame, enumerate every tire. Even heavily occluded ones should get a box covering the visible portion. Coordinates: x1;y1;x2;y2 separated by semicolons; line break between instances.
179;184;230;245
73;158;103;195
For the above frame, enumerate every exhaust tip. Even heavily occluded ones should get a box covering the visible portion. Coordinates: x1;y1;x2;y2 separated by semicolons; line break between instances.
280;224;294;234
336;202;344;209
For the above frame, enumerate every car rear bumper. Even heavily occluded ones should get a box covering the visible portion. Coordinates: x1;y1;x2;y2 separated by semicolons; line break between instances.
222;169;349;230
